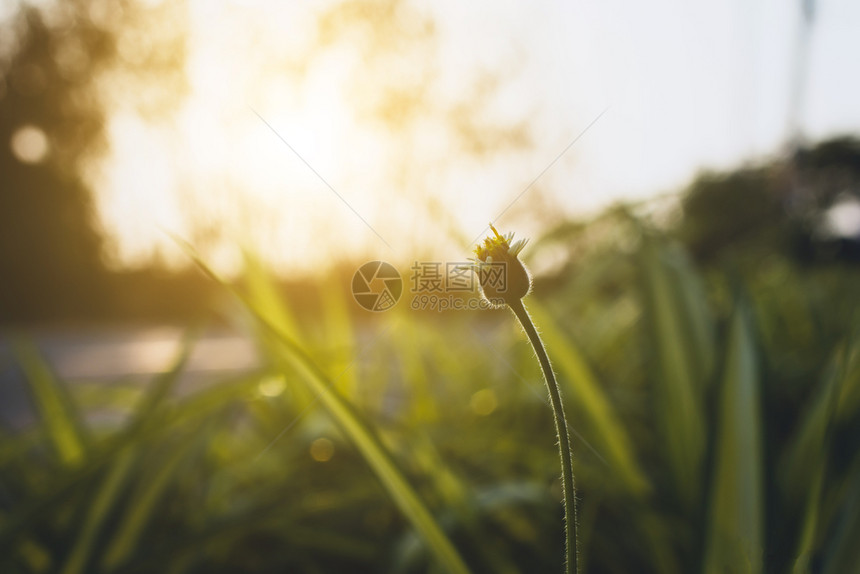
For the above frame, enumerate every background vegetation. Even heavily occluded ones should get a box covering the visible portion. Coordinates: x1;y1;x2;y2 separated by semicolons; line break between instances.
3;145;860;571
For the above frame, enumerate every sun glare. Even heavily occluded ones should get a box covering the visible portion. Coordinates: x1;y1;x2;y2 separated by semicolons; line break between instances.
90;0;615;276
96;0;407;275
87;0;860;277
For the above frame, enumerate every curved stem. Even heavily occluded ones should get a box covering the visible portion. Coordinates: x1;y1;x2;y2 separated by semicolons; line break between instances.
508;298;579;574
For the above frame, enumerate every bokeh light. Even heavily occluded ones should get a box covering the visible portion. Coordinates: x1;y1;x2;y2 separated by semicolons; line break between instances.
10;124;49;164
310;437;335;462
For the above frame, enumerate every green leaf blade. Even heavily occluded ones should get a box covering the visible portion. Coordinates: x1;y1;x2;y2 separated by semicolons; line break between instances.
703;302;763;574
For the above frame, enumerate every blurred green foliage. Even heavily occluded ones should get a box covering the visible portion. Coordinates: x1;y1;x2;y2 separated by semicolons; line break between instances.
3;190;860;572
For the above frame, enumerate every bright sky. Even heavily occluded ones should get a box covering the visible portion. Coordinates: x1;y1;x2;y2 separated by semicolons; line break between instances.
92;0;860;274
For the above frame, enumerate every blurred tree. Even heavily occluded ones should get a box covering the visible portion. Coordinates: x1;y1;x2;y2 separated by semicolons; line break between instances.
0;0;186;323
677;136;860;267
1;6;106;322
791;137;860;263
680;166;781;264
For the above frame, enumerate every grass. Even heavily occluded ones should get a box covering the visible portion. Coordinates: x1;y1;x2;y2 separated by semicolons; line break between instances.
1;210;860;573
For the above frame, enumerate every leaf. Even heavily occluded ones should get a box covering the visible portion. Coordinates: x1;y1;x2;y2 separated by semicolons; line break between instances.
822;460;860;574
127;331;196;430
0;368;259;566
179;241;473;574
60;449;136;574
779;336;857;573
271;331;474;574
242;248;301;338
60;337;194;574
665;245;716;379
835;333;860;422
241;248;315;410
791;464;824;574
12;339;87;467
392;317;439;423
780;346;843;513
639;237;708;506
702;301;763;574
100;433;199;571
319;272;358;399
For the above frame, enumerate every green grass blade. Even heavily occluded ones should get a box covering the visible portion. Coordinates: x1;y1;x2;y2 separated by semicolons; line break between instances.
527;301;650;497
835;333;860;422
127;332;195;429
241;249;316;411
101;434;198;571
60;337;194;574
60;449;135;574
0;370;259;564
179;242;473;574
392;318;439;423
319;273;358;399
791;464;824;574
665;245;716;380
639;238;706;506
822;461;860;574
242;249;301;338
779;345;843;512
702;301;763;574
12;339;87;467
15;537;52;573
271;334;473;574
784;339;855;573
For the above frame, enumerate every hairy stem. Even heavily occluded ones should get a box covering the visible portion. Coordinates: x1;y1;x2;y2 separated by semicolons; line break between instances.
509;298;579;574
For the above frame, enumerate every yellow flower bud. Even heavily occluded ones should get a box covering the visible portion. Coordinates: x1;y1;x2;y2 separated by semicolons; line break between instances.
471;224;531;306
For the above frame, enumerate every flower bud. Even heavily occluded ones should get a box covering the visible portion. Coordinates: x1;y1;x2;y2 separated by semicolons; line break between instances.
472;224;532;306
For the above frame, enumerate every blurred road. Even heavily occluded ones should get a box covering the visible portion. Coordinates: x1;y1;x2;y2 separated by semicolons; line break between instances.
0;327;259;430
